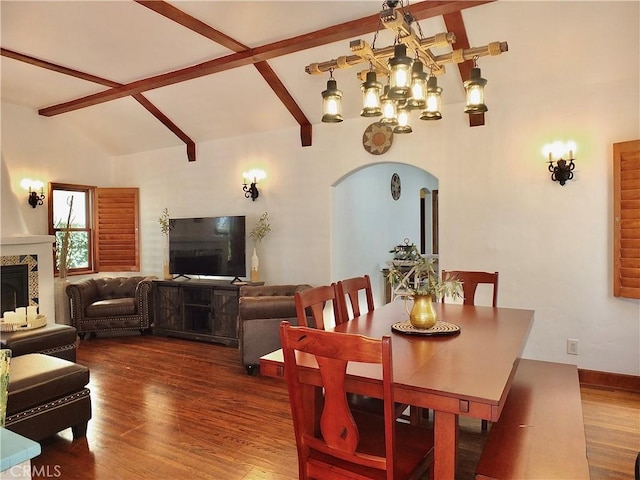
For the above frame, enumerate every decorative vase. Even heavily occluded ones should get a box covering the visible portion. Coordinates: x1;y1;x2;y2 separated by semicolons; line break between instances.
250;247;260;282
163;237;171;280
54;277;71;325
406;294;437;329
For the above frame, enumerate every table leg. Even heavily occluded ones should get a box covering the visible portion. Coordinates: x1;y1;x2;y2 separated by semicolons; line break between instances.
434;410;458;480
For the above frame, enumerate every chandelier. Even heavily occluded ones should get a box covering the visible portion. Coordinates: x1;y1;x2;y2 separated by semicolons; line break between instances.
306;0;509;133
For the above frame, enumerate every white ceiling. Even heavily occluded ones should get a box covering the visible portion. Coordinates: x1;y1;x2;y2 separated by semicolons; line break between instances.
1;1;511;159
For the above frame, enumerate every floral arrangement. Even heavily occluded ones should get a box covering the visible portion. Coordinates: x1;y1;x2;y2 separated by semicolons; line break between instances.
386;242;463;300
249;212;271;243
158;208;172;237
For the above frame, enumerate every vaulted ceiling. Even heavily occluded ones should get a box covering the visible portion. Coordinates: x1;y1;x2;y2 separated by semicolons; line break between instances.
1;0;509;161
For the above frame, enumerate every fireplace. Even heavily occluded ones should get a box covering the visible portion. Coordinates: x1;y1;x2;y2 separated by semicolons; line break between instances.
1;264;29;313
0;254;39;316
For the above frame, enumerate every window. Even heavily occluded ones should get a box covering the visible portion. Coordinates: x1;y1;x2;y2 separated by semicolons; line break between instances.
613;140;640;299
48;183;140;275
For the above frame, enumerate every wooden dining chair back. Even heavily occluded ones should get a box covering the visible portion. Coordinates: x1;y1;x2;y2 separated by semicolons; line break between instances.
294;284;342;330
442;270;499;306
279;321;434;480
336;274;375;321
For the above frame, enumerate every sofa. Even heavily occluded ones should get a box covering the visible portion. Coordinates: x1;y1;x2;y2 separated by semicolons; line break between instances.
66;276;156;339
238;284;311;375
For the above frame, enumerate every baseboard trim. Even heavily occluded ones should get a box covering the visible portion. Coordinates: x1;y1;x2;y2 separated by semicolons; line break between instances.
578;368;640;393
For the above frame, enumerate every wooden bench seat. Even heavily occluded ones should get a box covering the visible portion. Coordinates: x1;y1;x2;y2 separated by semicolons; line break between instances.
475;359;590;480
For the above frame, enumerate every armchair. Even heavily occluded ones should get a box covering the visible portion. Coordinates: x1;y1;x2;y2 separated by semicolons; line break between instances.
238;284;311;375
66;276;156;339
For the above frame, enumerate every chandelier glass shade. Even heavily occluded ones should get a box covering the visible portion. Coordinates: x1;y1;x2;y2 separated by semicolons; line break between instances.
463;65;488;114
420;75;443;120
360;71;383;117
321;72;343;123
307;0;508;131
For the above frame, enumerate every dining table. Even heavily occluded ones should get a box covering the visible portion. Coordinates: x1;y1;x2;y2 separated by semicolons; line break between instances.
260;299;534;480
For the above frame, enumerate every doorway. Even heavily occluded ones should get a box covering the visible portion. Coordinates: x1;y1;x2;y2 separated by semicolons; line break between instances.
331;163;438;306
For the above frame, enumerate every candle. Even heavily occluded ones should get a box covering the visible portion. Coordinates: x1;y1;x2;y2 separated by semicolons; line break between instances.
15;307;26;321
27;306;38;320
3;312;19;324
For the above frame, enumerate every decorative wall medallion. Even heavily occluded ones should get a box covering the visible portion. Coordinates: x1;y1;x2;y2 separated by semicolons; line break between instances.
362;122;393;155
391;173;401;200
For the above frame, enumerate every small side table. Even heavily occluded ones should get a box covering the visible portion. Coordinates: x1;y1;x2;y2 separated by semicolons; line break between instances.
0;428;41;479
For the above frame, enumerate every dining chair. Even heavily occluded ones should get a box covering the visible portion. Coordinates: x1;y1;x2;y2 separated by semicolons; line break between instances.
335;274;375;321
442;270;498;431
294;284;342;330
441;270;499;307
279;321;434;480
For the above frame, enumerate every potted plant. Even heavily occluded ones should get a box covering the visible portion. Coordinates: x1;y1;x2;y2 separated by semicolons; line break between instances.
387;242;462;329
249;212;271;282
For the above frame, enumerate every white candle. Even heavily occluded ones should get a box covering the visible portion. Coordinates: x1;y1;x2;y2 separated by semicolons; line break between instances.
3;312;19;324
15;307;26;321
27;306;38;320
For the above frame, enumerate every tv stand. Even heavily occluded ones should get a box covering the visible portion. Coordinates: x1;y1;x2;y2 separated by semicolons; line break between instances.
152;279;241;347
172;274;191;280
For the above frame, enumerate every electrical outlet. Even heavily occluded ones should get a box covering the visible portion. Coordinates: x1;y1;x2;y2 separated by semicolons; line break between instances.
567;339;579;355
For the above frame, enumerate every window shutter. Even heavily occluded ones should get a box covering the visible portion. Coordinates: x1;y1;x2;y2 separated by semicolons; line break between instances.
613;140;640;299
95;188;140;272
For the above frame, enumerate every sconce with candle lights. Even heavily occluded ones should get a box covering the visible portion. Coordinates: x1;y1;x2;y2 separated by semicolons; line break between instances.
544;141;576;186
20;178;45;207
242;169;266;201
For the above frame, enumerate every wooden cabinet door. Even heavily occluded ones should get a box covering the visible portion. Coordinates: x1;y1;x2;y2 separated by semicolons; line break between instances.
155;284;182;330
212;289;239;339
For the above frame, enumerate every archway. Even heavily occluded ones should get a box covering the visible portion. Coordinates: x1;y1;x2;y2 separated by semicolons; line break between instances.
331;163;438;307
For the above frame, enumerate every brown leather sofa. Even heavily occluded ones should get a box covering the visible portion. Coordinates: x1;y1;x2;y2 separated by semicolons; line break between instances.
238;284;311;375
66;276;156;339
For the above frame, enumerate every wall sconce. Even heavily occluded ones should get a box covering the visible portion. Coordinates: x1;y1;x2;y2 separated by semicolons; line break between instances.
20;178;45;208
544;141;576;186
242;169;266;201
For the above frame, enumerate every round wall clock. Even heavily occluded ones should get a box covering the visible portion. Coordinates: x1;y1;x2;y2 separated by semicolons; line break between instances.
391;173;401;200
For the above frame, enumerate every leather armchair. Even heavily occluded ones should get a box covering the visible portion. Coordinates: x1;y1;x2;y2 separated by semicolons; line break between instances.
238;284;311;375
66;276;156;339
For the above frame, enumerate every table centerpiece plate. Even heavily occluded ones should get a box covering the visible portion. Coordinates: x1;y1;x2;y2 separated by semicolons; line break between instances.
391;320;460;336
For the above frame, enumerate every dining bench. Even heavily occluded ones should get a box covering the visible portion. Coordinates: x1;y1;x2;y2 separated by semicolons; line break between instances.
475;359;590;480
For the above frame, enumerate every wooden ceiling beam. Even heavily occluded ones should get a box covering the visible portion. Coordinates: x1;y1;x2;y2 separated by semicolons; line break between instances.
1;47;197;161
136;0;312;146
39;0;493;118
443;11;485;127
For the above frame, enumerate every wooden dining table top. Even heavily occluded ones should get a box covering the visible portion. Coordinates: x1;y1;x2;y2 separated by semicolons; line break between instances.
260;300;535;421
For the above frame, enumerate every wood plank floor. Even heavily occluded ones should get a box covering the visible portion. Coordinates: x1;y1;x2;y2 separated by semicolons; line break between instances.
29;334;639;480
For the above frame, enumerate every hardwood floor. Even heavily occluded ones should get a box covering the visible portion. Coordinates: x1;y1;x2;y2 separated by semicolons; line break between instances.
29;335;639;480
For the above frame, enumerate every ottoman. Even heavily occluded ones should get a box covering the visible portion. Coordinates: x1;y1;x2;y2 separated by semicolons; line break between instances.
5;354;91;441
0;323;77;362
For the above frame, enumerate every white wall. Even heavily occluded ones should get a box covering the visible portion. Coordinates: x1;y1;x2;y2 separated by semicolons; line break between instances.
2;2;638;375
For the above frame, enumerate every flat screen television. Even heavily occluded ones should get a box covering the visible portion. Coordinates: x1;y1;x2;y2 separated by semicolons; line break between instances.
169;216;246;279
